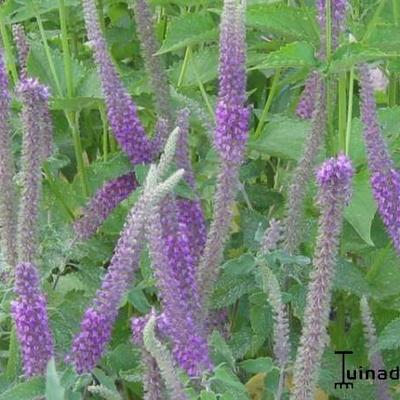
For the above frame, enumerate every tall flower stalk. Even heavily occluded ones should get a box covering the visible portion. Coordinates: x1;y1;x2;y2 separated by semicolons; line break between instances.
81;0;154;165
197;0;250;311
296;0;347;119
74;173;138;239
17;78;51;263
360;297;392;400
0;48;17;268
291;155;353;400
11;262;54;376
132;0;172;125
358;63;400;254
71;129;185;373
284;78;326;253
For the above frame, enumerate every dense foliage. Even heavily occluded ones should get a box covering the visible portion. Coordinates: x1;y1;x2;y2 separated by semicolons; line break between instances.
0;0;400;399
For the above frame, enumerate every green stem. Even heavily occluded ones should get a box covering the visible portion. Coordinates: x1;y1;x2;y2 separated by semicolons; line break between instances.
389;73;397;107
0;14;18;84
254;69;281;137
394;0;399;26
35;13;63;96
99;104;109;160
37;11;88;196
345;68;355;156
189;48;214;119
338;73;347;152
326;77;335;155
69;111;89;197
325;0;332;62
363;0;387;42
58;0;74;98
177;47;191;88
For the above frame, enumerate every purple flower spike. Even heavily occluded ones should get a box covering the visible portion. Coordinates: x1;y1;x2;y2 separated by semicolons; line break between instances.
11;262;54;377
12;24;29;80
147;196;211;376
141;349;167;400
332;0;348;48
291;154;353;400
0;48;17;268
296;72;319;120
74;172;138;239
198;0;250;311
71;187;152;373
358;64;400;254
82;0;154;164
360;297;392;400
17;78;51;263
214;0;250;165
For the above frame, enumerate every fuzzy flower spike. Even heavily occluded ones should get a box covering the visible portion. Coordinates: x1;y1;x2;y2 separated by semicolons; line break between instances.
358;63;400;254
0;48;17;269
198;0;250;310
291;154;353;400
71;128;185;373
81;0;154;164
360;297;392;400
11;262;54;376
17;78;51;263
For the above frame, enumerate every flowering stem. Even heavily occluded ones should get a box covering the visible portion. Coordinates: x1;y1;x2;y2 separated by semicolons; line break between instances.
177;47;191;88
338;73;347;152
35;13;63;95
345;68;355;155
254;69;281;138
362;0;387;42
394;0;399;25
0;16;18;85
99;104;109;160
58;0;74;98
36;12;88;196
69;111;89;197
388;73;398;107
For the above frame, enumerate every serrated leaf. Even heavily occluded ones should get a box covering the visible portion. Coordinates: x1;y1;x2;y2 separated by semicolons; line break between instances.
344;169;377;246
333;259;370;297
238;357;273;374
200;391;217;400
158;13;218;54
246;4;318;43
45;358;65;400
252;42;317;70
378;318;400;351
0;377;45;400
210;365;249;399
209;331;236;370
248;115;311;161
330;43;398;73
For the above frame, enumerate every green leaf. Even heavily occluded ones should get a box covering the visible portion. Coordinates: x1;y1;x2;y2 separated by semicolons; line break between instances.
248;115;311;161
246;4;318;43
45;358;65;400
330;43;398;73
344;169;377;246
333;259;370;297
209;331;236;370
158;13;218;54
210;365;250;399
252;42;317;70
0;377;45;400
128;288;151;314
200;391;217;400
238;357;274;374
378;318;400;351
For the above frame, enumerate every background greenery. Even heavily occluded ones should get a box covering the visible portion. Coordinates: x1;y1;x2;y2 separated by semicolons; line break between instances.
0;0;400;398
